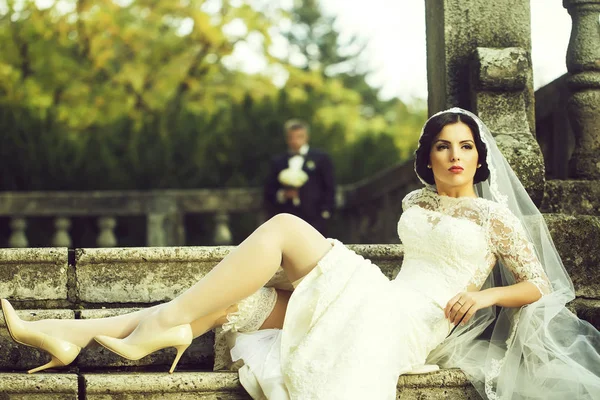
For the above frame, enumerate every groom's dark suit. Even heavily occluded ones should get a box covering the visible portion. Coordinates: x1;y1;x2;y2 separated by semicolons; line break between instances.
264;147;335;236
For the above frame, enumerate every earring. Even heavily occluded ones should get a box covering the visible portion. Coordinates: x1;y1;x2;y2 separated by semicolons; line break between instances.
477;164;482;168
427;165;432;169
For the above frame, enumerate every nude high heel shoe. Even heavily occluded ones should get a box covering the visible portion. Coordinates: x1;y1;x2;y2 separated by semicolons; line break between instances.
94;324;192;374
1;299;81;374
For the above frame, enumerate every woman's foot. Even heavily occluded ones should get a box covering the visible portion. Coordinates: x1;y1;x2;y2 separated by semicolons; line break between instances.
1;299;81;373
94;310;192;374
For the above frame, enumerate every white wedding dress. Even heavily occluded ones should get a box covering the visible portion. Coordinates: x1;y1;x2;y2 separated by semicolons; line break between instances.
230;187;550;399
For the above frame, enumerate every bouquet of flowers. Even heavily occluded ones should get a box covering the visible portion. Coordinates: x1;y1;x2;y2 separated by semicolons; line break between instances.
278;168;309;188
278;155;309;206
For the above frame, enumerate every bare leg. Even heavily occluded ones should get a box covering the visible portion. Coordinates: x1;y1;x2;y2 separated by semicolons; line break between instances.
125;214;330;343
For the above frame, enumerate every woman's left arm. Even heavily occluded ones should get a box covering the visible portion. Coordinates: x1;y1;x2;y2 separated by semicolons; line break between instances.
445;282;542;326
446;206;551;325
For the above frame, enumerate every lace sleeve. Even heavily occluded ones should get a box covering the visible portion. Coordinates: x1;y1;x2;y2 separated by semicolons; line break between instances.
489;205;551;296
402;188;424;212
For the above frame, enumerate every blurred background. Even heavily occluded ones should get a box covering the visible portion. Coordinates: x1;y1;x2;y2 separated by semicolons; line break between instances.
0;0;570;247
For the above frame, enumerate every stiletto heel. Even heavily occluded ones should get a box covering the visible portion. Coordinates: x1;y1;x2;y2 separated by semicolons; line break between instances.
27;356;67;374
1;299;81;373
94;324;193;373
169;344;190;374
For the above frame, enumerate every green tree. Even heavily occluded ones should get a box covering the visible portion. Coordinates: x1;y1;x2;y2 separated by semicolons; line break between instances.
0;0;425;191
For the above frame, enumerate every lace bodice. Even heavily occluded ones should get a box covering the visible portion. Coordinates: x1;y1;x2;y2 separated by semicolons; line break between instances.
396;188;550;308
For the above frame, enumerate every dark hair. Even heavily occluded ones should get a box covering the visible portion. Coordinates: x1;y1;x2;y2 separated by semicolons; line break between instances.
415;112;490;185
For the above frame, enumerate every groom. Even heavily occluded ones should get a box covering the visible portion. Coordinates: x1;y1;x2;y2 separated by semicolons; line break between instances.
264;119;336;236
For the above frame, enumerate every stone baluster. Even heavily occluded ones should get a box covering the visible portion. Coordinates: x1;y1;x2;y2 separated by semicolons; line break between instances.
51;217;72;247
564;0;600;178
146;196;185;247
213;211;232;245
8;217;28;248
97;217;117;247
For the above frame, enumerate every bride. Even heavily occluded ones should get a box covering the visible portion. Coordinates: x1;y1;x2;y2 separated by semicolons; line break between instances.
2;108;599;399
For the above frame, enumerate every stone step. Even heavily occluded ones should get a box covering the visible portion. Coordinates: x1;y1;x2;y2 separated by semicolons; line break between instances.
0;373;78;400
83;372;249;399
542;180;600;215
73;244;403;305
0;370;478;399
0;247;69;307
0;244;403;306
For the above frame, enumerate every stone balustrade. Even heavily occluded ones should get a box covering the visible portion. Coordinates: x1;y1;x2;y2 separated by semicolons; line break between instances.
0;169;421;248
0;189;266;248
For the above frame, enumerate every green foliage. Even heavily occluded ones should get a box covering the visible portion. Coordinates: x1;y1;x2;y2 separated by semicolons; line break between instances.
0;0;426;191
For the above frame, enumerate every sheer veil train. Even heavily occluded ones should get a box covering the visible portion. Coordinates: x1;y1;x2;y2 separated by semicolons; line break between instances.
422;108;600;399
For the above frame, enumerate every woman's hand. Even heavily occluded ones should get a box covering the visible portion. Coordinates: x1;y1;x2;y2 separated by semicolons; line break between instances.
444;290;497;326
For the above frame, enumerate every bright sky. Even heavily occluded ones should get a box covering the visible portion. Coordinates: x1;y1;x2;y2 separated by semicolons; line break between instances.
319;0;572;102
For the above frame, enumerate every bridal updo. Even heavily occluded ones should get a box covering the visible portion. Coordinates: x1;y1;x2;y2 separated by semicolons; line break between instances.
415;111;490;185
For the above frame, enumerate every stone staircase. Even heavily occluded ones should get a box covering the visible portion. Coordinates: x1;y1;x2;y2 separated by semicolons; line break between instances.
1;214;599;399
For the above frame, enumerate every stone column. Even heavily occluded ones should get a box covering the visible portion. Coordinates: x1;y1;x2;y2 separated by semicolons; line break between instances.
564;0;600;179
